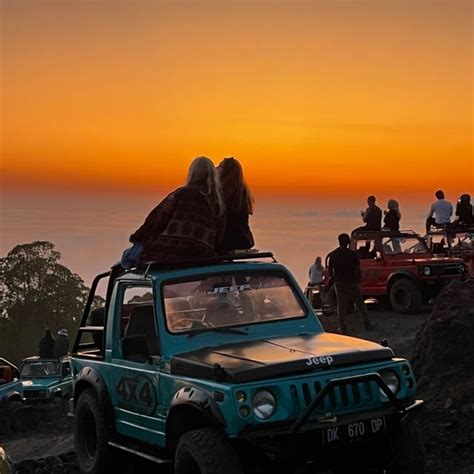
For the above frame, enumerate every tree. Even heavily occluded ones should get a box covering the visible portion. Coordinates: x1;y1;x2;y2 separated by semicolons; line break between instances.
0;241;101;364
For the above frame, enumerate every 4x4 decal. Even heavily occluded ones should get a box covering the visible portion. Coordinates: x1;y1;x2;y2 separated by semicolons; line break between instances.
116;374;156;416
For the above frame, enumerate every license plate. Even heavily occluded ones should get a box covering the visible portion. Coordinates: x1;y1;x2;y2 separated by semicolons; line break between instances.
323;416;385;444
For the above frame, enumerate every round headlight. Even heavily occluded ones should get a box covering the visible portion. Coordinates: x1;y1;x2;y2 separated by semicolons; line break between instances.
252;390;276;420
379;370;400;396
422;266;431;276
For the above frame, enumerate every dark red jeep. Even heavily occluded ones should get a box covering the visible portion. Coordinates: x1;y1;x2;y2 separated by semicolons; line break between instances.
315;230;467;314
424;225;474;277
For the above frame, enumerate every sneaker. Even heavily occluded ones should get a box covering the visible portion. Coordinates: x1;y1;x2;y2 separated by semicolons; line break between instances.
364;321;375;330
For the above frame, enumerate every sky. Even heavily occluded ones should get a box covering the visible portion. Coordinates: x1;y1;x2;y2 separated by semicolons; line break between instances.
0;0;473;286
1;0;473;198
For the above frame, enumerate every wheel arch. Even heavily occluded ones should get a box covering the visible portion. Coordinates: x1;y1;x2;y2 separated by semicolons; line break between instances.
7;393;23;403
387;271;418;291
166;387;226;451
74;366;115;432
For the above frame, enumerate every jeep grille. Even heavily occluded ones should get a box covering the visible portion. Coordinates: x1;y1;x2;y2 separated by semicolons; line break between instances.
289;379;378;416
24;390;46;399
431;265;464;277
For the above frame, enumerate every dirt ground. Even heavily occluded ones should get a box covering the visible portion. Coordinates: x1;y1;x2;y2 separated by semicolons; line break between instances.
2;303;473;473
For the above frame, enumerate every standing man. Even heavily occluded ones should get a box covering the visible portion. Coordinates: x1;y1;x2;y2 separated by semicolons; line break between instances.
426;190;452;233
352;195;382;234
327;233;374;335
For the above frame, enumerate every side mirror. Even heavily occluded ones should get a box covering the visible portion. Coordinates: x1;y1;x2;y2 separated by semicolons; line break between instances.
122;335;150;363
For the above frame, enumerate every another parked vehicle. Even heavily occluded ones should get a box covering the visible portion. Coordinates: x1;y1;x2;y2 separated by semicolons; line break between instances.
0;358;23;406
314;230;466;314
70;252;424;473
424;225;474;276
20;356;73;402
0;358;26;433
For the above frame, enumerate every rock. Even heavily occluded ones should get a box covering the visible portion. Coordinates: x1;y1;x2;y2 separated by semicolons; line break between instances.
413;279;474;473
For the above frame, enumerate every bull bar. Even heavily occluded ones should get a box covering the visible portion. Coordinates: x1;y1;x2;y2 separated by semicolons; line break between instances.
290;372;422;434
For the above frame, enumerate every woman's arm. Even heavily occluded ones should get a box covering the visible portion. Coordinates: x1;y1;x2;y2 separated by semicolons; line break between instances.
129;190;180;243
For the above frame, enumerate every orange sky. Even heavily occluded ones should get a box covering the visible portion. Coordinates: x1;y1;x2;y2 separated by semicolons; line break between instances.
1;0;473;197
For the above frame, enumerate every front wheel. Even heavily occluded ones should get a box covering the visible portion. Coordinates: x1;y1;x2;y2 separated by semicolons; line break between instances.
389;279;422;314
74;388;119;474
175;428;243;474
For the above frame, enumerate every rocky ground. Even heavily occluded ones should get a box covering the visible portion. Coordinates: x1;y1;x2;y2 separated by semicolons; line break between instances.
320;283;474;474
2;285;474;473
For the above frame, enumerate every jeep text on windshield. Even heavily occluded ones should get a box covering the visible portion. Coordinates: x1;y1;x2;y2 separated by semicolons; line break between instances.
162;271;307;335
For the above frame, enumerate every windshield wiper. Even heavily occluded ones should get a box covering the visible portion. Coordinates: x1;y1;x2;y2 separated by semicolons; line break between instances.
187;326;248;338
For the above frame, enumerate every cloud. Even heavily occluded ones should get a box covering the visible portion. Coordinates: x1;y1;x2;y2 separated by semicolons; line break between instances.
334;209;359;218
293;209;319;217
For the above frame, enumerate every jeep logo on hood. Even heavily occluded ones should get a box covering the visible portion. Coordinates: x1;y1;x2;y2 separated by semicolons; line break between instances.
306;356;334;366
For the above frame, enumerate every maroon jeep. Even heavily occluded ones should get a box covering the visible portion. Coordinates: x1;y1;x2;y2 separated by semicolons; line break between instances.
319;230;467;314
424;225;474;277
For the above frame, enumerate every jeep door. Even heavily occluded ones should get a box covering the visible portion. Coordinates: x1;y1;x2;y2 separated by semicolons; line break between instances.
109;283;165;446
354;238;385;294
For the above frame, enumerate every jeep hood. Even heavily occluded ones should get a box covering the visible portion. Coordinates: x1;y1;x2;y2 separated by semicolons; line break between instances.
21;378;62;389
412;257;464;264
170;333;393;383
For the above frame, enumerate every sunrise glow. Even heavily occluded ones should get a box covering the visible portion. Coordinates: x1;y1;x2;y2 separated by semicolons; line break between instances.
1;1;473;197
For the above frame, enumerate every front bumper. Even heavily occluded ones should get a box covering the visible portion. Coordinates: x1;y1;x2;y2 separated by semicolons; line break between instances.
23;389;49;401
236;373;423;462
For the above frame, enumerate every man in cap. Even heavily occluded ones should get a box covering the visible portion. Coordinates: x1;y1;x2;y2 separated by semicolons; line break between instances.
54;328;70;359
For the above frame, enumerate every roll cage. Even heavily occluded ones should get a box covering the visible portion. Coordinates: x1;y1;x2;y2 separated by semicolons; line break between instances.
72;252;277;359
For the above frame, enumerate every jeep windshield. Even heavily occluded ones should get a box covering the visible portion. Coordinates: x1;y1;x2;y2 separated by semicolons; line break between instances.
20;361;61;378
163;272;306;334
382;236;430;255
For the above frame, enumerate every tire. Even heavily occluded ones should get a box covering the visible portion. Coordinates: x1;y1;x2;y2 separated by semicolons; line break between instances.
6;400;23;414
386;424;425;473
74;388;118;474
175;428;244;474
389;279;422;314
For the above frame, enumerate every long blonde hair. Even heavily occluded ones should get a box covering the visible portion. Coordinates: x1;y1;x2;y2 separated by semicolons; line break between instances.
186;157;225;217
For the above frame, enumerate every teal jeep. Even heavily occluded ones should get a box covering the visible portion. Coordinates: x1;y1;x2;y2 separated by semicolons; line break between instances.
71;253;424;474
20;356;73;402
0;358;23;406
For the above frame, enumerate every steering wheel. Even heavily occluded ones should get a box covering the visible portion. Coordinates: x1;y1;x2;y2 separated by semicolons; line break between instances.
169;318;213;332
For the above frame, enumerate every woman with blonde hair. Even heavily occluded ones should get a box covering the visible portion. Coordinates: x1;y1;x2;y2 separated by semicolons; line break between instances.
121;156;225;267
217;157;255;252
308;256;325;286
383;199;401;232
